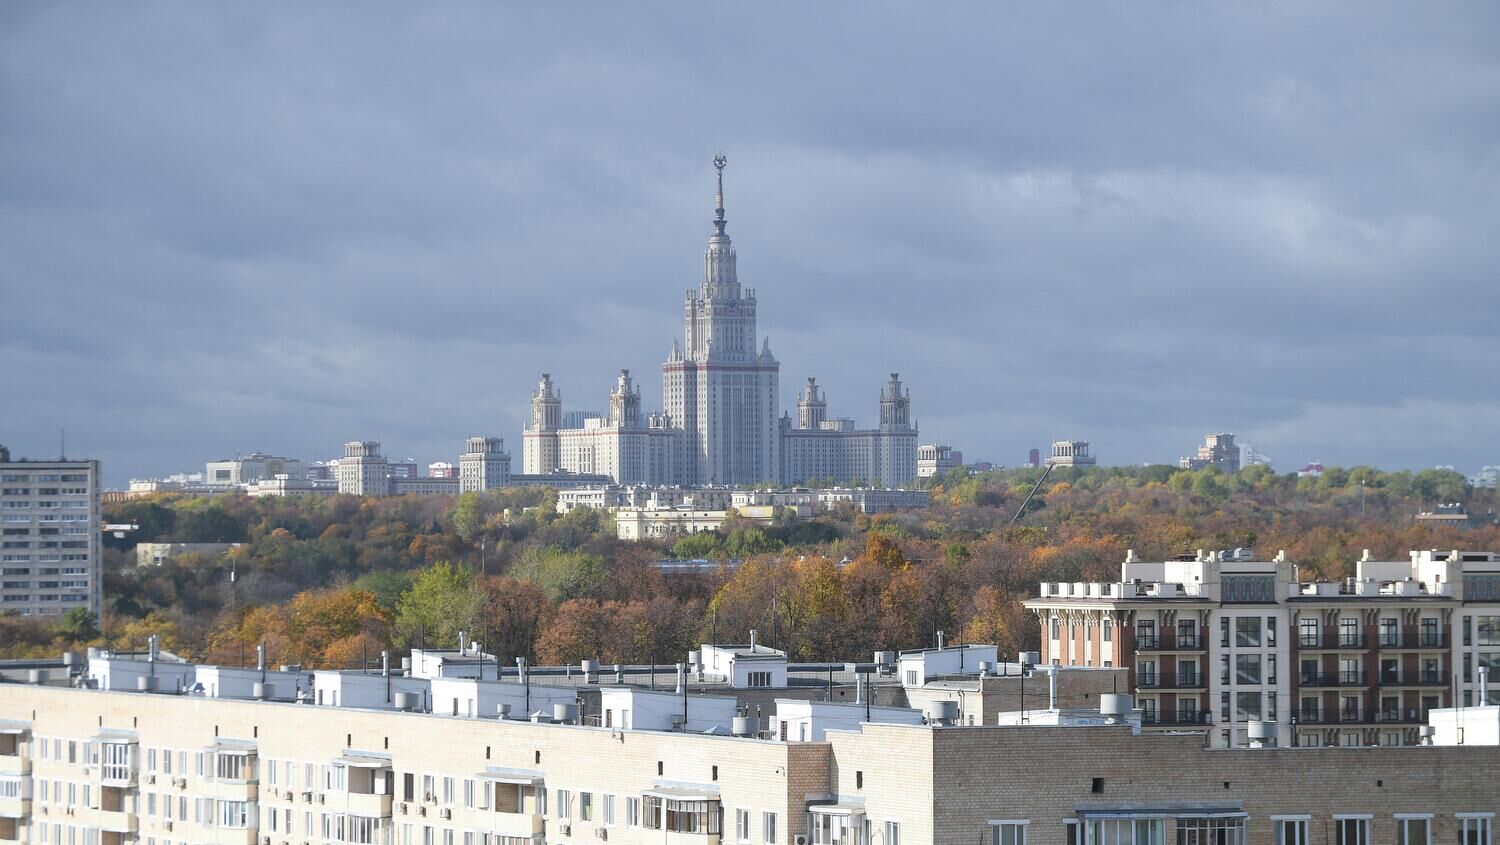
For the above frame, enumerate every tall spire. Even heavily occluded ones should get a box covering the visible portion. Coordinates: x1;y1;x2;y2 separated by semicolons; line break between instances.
712;152;728;235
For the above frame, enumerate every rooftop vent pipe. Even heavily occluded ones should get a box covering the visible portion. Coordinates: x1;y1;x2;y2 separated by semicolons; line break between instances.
750;629;757;649
675;663;686;694
256;644;266;672
936;630;945;650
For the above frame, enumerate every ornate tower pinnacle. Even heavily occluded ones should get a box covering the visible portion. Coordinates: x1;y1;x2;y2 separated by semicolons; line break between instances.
713;153;728;235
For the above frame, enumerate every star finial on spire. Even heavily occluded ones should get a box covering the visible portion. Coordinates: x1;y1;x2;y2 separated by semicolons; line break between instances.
712;153;728;234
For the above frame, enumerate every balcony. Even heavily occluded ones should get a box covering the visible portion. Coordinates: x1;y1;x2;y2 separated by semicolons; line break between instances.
0;796;30;820
1298;671;1367;688
1142;710;1212;726
0;756;28;777
1136;633;1205;652
487;811;547;839
1139;672;1204;691
347;791;394;819
96;809;138;834
1297;633;1367;651
1377;672;1449;688
1377;633;1450;650
203;778;259;801
1297;710;1423;726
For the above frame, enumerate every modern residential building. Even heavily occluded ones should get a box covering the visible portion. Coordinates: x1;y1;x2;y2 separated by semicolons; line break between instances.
1028;547;1500;749
1239;442;1272;469
524;160;918;488
1043;440;1096;468
3;645;1499;845
1180;433;1240;474
916;445;963;479
459;437;513;492
0;448;102;618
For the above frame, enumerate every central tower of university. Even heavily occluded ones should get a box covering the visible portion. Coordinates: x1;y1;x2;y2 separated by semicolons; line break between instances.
662;156;780;485
522;158;916;488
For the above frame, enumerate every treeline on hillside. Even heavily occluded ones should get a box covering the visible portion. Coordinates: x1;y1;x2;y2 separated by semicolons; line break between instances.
0;464;1492;664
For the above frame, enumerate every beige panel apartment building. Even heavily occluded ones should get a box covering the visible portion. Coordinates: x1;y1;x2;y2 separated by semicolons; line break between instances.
1;679;1498;845
0;448;101;618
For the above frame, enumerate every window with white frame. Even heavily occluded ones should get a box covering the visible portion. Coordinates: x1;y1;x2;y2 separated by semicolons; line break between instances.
884;821;899;845
738;809;752;841
1335;817;1369;845
1084;819;1165;845
603;794;616;826
100;743;132;782
764;812;778;844
1273;817;1309;845
557;789;571;819
627;797;641;827
1396;817;1431;845
992;821;1028;845
1460;815;1493;845
217;800;250;829
1175;817;1243;845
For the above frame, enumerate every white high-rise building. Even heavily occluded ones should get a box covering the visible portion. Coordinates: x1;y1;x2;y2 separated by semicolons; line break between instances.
522;158;919;487
458;436;512;492
0;446;101;618
336;441;389;496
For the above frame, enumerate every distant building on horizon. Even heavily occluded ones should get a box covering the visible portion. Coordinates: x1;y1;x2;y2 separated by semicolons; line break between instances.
1180;432;1240;474
916;444;963;478
1044;439;1096;468
204;452;304;486
522;160;918;488
1028;448;1041;468
1239;442;1272;469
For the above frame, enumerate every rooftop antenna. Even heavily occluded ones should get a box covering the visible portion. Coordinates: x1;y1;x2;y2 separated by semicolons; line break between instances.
59;427;65;461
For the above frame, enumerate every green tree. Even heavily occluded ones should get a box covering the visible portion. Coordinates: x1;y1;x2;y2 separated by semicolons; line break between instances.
177;506;246;543
57;607;101;642
394;562;483;649
672;531;723;560
510;546;607;603
351;570;414;614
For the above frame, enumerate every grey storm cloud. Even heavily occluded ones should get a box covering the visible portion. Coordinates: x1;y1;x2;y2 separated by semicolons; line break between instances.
2;3;1498;485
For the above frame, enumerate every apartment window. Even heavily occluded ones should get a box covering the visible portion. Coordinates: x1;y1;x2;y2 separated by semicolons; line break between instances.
627;797;641;827
1396;818;1431;845
463;779;475;809
215;753;251;781
1459;815;1493;845
1420;618;1441;646
1137;620;1157;649
1267;692;1278;721
1299;618;1320;647
218;800;250;828
765;812;779;844
747;672;772;688
1235;692;1262;721
1236;655;1261;685
992;822;1028;845
1335;817;1369;845
603;794;616;826
557;789;571;819
443;777;455;806
1267;617;1277;647
1235;617;1262;647
1102;620;1113;643
1084;819;1163;845
737;809;751;842
1176;818;1245;845
1339;618;1361;647
1176;620;1195;648
1138;660;1157;687
580;792;593;822
1379;618;1400;647
1274;817;1309;845
1050;619;1061;640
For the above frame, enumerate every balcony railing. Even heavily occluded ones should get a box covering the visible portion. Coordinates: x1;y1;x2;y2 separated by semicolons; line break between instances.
1142;710;1212;726
1140;672;1205;690
1136;633;1204;651
1297;710;1426;725
1376;671;1449;687
1376;633;1450;650
1298;633;1367;650
1298;671;1367;687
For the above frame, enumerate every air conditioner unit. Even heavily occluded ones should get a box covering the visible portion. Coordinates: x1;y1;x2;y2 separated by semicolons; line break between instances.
440;808;452;820
147;774;156;784
794;836;808;845
399;803;408;815
175;777;187;789
163;822;173;832
316;794;325;805
558;824;572;837
597;829;609;840
262;837;272;845
418;806;427;817
301;791;313;803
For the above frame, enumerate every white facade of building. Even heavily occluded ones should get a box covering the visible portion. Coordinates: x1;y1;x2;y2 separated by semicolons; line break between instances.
459;437;513;492
204;453;305;486
0;453;101;617
337;441;390;496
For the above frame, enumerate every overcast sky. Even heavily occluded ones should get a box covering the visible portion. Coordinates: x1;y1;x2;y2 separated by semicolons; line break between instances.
3;4;1498;486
